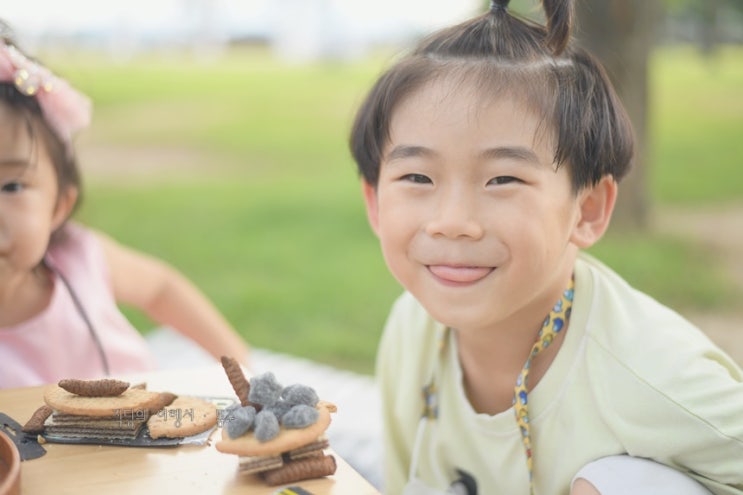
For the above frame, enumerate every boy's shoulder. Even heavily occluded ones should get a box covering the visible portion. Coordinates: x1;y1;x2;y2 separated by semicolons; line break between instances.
575;251;741;381
576;254;743;434
576;252;711;347
573;253;699;333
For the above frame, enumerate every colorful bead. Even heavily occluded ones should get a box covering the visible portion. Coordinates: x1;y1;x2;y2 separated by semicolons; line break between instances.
513;277;574;495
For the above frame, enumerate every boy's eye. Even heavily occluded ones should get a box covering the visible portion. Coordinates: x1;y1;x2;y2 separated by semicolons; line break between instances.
488;176;521;185
1;181;24;193
401;173;432;184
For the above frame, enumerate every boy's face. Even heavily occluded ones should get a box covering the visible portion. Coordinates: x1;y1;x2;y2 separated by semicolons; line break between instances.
363;78;600;333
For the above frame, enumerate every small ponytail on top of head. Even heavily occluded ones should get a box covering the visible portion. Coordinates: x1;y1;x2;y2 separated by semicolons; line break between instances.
541;0;574;56
486;0;574;56
481;0;574;59
490;0;510;14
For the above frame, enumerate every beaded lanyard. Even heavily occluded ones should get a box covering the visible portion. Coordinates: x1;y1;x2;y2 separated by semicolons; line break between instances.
419;278;575;494
513;277;574;494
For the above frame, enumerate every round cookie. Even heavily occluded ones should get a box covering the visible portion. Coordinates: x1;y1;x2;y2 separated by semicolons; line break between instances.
44;385;162;417
147;396;218;439
215;401;335;456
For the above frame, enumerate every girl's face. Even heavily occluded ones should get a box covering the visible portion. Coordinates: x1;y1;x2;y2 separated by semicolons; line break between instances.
363;77;589;335
0;109;73;279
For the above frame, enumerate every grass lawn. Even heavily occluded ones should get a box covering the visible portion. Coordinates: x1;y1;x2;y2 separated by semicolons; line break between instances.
39;44;742;373
649;45;743;203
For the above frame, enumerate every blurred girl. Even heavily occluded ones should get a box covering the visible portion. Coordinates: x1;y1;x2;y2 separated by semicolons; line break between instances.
0;26;250;388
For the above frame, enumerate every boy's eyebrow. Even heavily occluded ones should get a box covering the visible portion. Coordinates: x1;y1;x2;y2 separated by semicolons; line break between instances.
384;145;434;162
384;144;543;166
479;146;541;166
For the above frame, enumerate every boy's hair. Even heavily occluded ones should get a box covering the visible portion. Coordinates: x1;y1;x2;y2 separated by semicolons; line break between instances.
350;0;634;193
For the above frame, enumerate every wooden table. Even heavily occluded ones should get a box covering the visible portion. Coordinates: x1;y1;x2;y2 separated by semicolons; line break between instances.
0;365;381;495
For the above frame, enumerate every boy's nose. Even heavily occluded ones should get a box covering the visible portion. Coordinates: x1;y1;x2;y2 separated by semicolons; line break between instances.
424;190;484;240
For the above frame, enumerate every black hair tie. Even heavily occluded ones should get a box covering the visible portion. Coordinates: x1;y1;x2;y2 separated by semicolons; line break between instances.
490;0;509;12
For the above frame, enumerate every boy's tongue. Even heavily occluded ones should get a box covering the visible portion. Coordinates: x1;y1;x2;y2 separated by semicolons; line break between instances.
428;265;492;283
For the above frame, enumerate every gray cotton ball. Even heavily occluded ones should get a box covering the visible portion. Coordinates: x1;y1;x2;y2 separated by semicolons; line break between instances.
280;384;319;407
224;406;256;439
254;410;280;442
248;371;283;407
281;404;319;429
265;399;293;420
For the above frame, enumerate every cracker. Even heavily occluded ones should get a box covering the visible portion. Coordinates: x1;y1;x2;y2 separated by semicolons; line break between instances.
221;355;252;406
44;412;147;438
286;437;329;461
215;402;334;457
261;454;337;486
146;396;217;439
58;378;130;397
44;423;146;440
238;454;284;474
22;405;53;434
47;414;121;423
44;428;144;440
44;385;162;417
46;419;143;432
147;392;178;414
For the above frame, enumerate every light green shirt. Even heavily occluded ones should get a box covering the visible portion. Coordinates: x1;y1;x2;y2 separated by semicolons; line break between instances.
376;253;743;495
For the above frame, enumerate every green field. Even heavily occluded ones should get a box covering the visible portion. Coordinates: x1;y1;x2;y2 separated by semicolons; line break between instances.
40;44;742;373
649;46;743;202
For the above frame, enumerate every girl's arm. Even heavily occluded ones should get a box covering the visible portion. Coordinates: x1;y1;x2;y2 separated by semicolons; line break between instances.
93;230;251;368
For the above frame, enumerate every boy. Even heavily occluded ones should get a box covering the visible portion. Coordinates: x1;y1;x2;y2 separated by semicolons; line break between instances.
349;1;743;494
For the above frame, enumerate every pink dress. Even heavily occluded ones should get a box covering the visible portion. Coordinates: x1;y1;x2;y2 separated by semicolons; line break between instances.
0;223;156;388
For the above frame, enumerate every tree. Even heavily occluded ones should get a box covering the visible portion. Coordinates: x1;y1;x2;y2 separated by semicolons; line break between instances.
574;0;662;231
481;0;661;230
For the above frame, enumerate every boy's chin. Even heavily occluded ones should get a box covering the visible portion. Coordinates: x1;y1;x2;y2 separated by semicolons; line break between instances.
420;299;499;333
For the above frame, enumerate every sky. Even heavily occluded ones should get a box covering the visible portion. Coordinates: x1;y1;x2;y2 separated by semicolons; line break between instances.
1;0;482;48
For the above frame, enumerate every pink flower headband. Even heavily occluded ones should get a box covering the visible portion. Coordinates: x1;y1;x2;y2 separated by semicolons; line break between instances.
0;41;92;150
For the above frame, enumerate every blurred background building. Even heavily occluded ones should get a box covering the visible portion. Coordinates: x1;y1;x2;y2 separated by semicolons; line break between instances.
2;0;742;60
1;0;481;61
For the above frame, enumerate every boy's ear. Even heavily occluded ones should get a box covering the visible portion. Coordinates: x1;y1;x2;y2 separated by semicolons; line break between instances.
361;180;380;236
52;186;79;231
570;176;617;249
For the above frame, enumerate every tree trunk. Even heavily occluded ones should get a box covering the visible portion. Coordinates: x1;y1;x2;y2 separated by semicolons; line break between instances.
574;0;660;231
700;0;720;55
